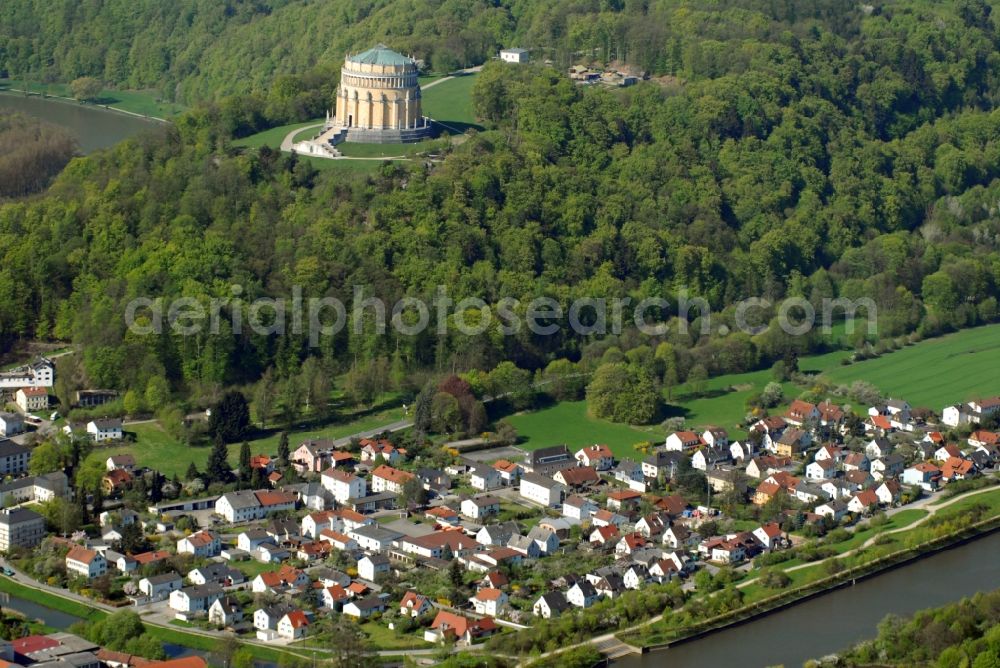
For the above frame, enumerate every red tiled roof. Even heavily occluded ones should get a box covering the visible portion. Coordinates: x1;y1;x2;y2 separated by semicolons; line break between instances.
254;490;296;506
372;464;415;485
557;466;599;485
284;610;309;628
607;489;642;501
133;550;171;565
13;636;59;654
475;587;504;601
66;545;100;564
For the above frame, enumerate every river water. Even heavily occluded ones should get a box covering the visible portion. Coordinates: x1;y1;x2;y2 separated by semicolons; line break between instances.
616;531;1000;668
0;92;160;153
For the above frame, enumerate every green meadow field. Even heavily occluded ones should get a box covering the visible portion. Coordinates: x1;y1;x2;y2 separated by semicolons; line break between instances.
821;324;1000;408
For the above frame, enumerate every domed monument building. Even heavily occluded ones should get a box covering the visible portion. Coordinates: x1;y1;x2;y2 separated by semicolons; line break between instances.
295;44;433;156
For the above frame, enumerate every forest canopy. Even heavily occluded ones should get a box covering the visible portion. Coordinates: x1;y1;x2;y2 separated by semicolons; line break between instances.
1;0;1000;411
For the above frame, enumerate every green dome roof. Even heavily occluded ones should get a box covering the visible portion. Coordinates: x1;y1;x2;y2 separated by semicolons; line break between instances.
348;44;412;66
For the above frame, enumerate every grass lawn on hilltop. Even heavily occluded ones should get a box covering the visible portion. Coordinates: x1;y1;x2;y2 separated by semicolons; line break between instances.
337;137;449;158
820;324;1000;408
232;119;323;149
421;73;480;129
0;79;185;118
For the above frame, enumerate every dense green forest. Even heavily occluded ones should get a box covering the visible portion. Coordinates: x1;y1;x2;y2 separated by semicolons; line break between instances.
818;587;1000;667
2;0;1000;423
0;0;961;104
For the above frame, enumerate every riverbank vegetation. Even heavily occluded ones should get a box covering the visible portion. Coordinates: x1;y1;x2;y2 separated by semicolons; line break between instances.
814;587;1000;667
0;110;76;198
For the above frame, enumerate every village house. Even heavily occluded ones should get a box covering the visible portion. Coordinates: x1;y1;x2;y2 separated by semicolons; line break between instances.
470;588;508;616
848;489;880;514
16;386;49;412
875;480;902;505
0;440;31;476
215;489;296;523
806;459;837;481
492;459;522;485
0;412;23;438
753;522;783;550
773;428;811;457
728;440;755;461
87;418;123;443
871;454;905;481
553;465;600;489
252;565;310;594
533;592;569;618
425;611;498;644
139;573;183;600
399;591;432;617
612;459;646;489
358;554;391;581
941;456;977;482
476;521;519;547
290;439;334;474
208;596;243;627
321;468;366;503
642;449;683;479
665;431;703;452
784;399;819;426
691;445;729;471
360;438;403;463
348;525;402;553
519;472;565;507
843;452;870;472
0;507;45;551
522;445;574;476
575;444;615;470
169;585;223;616
343;595;389;619
566;580;600;608
176;530;221;558
470;465;502;491
65;546;106;579
866;438;894;460
528;526;559;555
460;495;501;520
371;464;415;494
277;610;310;639
902;462;942;491
815;497;849;521
562;494;599;521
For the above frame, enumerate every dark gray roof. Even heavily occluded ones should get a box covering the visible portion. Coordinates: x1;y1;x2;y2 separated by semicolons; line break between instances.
0;439;30;458
0;507;43;524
